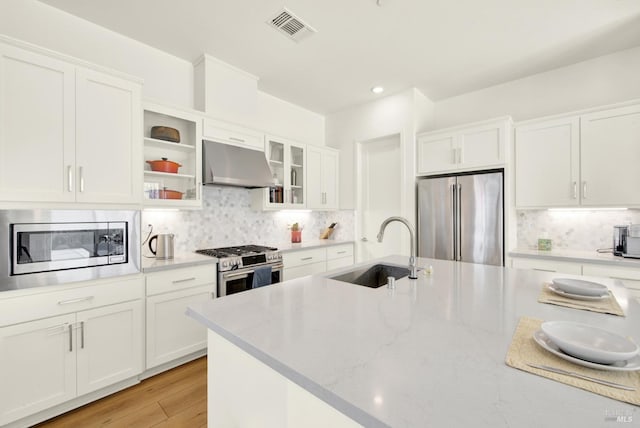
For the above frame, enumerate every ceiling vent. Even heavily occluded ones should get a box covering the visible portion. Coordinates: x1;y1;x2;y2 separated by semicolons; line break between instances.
267;8;317;42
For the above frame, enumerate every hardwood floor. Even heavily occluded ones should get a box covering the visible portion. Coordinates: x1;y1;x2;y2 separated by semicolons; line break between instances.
35;357;207;428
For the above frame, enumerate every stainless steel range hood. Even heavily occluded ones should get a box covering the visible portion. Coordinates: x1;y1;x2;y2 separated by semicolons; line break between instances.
202;140;274;188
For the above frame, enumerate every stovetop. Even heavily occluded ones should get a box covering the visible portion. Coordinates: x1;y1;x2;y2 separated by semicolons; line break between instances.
196;245;278;259
196;245;281;271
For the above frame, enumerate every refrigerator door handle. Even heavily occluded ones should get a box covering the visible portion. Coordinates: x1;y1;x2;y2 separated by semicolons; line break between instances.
457;183;462;261
451;183;457;260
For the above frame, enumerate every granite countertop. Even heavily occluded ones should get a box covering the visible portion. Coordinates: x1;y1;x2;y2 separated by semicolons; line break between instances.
509;248;640;268
141;253;217;273
187;255;639;427
270;239;355;253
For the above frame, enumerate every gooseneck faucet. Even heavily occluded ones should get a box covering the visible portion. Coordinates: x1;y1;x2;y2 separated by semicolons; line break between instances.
377;216;418;279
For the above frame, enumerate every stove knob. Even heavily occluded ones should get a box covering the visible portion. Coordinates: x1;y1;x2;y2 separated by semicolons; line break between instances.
222;261;228;268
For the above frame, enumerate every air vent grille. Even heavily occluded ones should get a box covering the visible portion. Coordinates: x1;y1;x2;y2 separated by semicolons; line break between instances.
267;8;316;42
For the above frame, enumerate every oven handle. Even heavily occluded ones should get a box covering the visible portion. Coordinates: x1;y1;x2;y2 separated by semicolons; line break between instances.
221;263;284;279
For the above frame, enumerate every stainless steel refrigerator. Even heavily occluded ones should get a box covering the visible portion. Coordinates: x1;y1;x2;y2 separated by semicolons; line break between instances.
417;170;503;266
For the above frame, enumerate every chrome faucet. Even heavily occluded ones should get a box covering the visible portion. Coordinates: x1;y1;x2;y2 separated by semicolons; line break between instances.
377;216;418;279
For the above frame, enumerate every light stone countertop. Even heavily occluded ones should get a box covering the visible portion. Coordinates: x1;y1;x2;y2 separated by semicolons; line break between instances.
141;253;217;273
269;239;355;253
510;248;640;268
187;255;640;427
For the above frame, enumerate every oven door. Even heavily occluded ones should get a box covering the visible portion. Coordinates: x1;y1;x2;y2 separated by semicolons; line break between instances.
218;263;283;297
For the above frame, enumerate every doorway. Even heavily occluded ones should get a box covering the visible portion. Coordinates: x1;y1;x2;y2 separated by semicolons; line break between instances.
356;133;403;263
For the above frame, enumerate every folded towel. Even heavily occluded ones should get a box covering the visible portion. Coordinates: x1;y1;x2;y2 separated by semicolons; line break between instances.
251;265;272;289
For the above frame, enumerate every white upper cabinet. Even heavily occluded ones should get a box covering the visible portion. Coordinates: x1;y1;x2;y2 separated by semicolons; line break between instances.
202;117;264;151
0;43;76;203
417;117;511;175
143;102;203;208
306;146;339;210
515;102;640;208
580;104;640;207
0;38;142;206
515;116;580;208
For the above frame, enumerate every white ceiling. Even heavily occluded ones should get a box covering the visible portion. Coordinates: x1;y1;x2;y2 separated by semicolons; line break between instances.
40;0;640;114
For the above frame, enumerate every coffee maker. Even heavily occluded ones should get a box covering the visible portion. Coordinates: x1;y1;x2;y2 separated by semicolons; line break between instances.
613;225;628;256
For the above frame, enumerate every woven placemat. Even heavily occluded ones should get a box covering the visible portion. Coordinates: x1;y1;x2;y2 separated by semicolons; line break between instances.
505;317;640;406
538;283;625;317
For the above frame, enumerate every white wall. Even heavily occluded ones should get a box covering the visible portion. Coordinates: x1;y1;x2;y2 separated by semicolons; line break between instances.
432;46;640;129
0;0;194;108
326;88;434;212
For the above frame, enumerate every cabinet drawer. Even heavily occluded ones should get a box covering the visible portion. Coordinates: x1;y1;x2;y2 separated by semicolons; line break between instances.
284;262;326;281
283;248;327;268
203;118;263;150
582;264;640;290
511;258;582;275
146;264;217;296
326;244;354;260
327;256;354;272
0;276;144;327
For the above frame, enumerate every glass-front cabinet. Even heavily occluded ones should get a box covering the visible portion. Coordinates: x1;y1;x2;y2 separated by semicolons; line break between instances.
143;102;202;208
253;136;306;210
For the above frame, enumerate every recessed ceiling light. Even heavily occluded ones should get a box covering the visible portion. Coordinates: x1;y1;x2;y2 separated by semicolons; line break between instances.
371;86;384;94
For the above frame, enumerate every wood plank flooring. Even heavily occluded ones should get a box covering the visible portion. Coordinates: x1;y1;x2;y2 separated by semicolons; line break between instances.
35;357;207;428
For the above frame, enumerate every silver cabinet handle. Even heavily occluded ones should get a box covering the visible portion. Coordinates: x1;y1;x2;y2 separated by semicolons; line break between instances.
229;137;245;143
210;292;216;299
336;251;347;254
172;277;196;284
300;257;313;261
79;166;85;193
361;237;368;242
452;148;457;164
67;165;73;192
80;321;85;349
572;181;577;199
533;268;556;273
58;296;94;305
582;181;587;199
68;324;73;352
458;147;463;164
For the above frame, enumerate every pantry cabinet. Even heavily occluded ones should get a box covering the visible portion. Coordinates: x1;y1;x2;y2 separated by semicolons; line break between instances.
514;103;640;208
0;276;144;426
0;38;142;206
417;117;510;175
143;102;203;208
307;146;339;210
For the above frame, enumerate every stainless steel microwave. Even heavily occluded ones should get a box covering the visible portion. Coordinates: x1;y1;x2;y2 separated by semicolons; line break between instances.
1;210;140;292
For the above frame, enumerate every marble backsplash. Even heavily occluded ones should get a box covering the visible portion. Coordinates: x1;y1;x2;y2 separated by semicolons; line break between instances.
517;209;640;251
142;186;355;255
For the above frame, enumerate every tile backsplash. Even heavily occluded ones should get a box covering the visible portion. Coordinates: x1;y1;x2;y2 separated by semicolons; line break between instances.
517;209;640;251
142;186;355;255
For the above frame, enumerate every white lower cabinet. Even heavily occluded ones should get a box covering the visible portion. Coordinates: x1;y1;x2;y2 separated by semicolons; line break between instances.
145;264;216;370
283;244;355;281
0;314;76;425
0;277;144;426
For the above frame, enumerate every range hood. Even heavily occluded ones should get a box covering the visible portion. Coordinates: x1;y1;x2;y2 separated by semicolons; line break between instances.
202;140;274;188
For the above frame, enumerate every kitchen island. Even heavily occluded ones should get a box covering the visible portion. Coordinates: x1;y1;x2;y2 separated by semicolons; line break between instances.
187;255;640;427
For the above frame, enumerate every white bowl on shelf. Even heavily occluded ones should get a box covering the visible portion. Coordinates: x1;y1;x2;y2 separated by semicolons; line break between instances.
541;321;639;365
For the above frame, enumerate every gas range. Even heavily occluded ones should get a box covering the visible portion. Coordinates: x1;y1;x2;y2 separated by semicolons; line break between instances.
196;245;282;272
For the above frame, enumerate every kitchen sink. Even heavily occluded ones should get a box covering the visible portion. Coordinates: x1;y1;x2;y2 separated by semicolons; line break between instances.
329;263;412;288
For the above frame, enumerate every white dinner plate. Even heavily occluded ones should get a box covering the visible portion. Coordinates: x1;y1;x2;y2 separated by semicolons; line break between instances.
533;330;640;372
547;284;608;301
551;278;608;297
540;321;640;364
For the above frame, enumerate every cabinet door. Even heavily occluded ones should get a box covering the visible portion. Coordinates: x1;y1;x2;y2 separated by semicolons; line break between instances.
580;104;640;206
416;132;457;174
288;142;306;208
76;300;143;395
322;149;339;209
75;68;142;204
146;285;213;369
306;147;323;208
515;117;580;207
0;314;76;425
511;258;582;275
458;121;505;169
0;43;75;203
